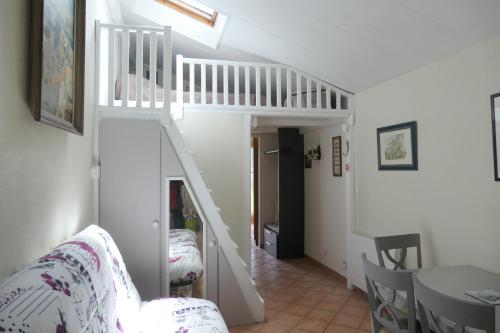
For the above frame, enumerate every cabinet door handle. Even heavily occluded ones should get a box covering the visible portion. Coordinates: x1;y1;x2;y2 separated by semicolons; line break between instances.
152;219;160;228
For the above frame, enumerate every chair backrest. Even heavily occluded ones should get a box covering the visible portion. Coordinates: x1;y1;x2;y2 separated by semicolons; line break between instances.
412;274;495;333
375;233;422;270
361;253;417;333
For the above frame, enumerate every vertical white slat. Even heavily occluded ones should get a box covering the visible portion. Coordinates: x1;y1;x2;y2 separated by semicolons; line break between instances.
189;62;195;104
255;67;261;107
223;64;229;105
306;78;312;109
276;67;282;108
212;64;217;105
234;65;240;106
326;87;331;109
136;30;144;107
266;65;271;107
296;72;302;108
336;90;342;110
201;63;206;104
95;21;101;106
150;31;157;108
286;68;291;108
176;54;183;106
245;65;250;106
163;26;172;118
107;27;115;106
316;83;321;109
121;29;130;107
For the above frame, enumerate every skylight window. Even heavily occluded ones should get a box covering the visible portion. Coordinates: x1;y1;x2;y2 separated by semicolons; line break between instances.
156;0;218;27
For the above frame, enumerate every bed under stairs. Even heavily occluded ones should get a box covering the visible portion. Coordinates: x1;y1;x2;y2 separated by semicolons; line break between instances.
94;21;354;326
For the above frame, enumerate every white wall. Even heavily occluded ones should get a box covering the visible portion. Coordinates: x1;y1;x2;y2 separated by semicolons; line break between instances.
252;133;278;246
176;112;251;267
355;34;500;274
0;0;113;282
304;124;348;276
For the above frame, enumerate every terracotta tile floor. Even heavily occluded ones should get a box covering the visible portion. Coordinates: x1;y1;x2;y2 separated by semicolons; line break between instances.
229;246;373;333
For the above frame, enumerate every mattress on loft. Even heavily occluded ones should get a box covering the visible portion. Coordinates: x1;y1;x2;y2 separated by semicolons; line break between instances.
169;229;203;285
115;74;267;106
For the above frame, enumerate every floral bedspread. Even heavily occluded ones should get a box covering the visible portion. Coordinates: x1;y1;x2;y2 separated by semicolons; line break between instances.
0;225;227;333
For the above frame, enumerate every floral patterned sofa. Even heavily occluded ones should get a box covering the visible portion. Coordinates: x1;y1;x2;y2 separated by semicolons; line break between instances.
0;225;229;333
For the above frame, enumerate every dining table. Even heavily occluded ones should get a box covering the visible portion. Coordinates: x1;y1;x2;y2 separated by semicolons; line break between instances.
416;265;500;332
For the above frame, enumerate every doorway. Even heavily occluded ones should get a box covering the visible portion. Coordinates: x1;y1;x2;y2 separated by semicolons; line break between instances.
251;137;259;246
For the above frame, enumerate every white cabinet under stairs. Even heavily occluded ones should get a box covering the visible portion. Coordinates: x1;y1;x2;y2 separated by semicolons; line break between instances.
99;116;264;325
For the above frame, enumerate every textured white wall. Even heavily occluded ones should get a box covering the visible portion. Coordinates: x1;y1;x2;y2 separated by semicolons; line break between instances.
0;0;113;282
304;125;348;276
355;34;500;273
176;112;250;267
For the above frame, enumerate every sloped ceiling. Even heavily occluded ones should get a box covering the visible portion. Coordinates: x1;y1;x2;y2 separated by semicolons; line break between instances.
117;0;500;93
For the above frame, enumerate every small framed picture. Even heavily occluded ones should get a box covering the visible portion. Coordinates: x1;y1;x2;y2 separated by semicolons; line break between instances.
377;121;418;170
332;136;342;177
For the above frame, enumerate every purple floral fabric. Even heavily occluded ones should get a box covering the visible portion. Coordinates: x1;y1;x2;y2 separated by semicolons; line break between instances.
169;230;203;284
0;225;228;333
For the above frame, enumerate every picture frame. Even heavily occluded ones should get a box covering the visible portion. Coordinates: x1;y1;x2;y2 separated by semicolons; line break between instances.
29;0;86;135
377;121;418;170
332;136;342;177
491;93;500;181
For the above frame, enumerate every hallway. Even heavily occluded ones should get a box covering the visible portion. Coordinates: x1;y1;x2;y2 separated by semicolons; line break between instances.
229;246;372;332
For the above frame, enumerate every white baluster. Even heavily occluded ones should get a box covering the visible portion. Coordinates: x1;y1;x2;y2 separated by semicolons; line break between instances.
245;65;250;106
234;65;240;106
326;87;331;109
201;63;206;105
266;65;271;107
212;64;217;105
176;54;183;106
189;62;194;104
286;68;291;108
136;30;144;107
306;78;311;109
223;64;229;106
316;83;321;109
256;67;261;107
296;72;302;108
121;29;129;107
163;27;171;117
336;90;342;110
107;27;115;106
150;31;157;108
276;67;282;108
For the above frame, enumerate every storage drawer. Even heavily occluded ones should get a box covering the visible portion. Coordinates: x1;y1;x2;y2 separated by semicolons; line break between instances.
264;227;278;258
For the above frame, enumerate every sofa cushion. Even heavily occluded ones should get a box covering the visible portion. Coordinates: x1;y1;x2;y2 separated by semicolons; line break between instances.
140;298;229;333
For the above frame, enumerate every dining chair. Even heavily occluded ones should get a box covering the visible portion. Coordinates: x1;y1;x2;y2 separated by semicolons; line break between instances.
362;253;418;333
375;233;422;270
412;274;495;333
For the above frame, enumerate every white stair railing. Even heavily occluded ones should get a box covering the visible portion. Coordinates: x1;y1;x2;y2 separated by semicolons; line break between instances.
175;55;352;114
162;117;265;323
96;22;171;111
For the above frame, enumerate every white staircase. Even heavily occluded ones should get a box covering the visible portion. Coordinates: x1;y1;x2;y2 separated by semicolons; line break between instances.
162;117;265;325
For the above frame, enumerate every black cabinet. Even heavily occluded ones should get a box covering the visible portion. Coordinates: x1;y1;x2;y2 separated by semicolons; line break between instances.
263;128;304;259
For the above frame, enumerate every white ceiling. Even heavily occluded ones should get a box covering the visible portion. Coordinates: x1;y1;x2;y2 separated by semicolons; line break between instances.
116;0;500;93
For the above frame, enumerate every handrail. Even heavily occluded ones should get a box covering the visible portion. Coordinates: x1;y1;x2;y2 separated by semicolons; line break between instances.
175;54;353;119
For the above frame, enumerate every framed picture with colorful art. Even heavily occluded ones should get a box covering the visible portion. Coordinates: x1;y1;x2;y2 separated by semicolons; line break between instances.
29;0;86;134
377;121;418;170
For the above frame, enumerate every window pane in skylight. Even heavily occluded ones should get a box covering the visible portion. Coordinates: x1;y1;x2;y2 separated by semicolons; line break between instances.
157;0;218;27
